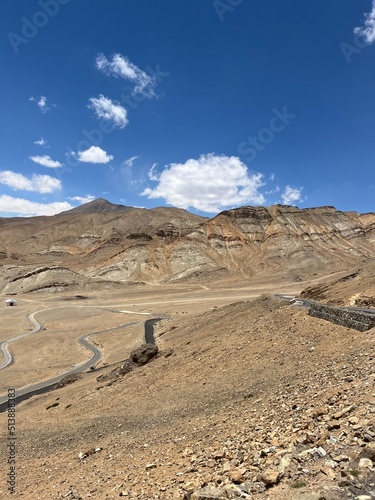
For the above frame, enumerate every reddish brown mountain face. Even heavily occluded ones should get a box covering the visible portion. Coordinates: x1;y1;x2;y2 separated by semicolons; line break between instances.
0;200;374;294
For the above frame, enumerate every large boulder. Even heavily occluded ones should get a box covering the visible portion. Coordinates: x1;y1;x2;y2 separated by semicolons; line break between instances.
130;343;158;366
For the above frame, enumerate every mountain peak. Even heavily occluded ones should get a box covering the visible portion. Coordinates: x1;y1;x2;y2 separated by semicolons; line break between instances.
61;198;134;215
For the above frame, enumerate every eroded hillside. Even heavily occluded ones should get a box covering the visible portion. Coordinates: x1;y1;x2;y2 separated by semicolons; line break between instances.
0;200;374;293
300;259;375;307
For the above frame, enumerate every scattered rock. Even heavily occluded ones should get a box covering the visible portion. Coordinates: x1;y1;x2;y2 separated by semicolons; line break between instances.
359;443;375;461
358;458;373;469
228;469;243;484
78;447;102;460
190;487;228;499
332;404;356;419
145;463;157;470
259;469;281;486
119;359;135;375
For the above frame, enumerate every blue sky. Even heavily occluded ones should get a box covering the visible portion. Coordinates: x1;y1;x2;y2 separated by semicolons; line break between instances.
0;0;374;216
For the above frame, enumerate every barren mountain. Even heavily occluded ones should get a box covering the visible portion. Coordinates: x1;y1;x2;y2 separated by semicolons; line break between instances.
0;200;374;294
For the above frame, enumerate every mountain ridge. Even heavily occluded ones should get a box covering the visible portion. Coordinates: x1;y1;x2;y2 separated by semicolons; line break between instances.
0;200;374;294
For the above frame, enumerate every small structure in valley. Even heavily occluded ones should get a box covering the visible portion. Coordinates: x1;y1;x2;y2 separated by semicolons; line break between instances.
5;299;18;307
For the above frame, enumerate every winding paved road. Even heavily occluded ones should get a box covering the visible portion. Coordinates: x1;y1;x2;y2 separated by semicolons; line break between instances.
0;309;165;413
0;310;43;370
0;308;140;411
145;317;166;344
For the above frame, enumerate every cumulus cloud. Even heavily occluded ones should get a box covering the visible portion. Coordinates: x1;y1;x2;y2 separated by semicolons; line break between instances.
96;53;156;97
281;185;303;205
88;94;128;128
0;195;72;216
29;96;54;113
142;154;266;213
34;137;49;147
72;146;113;164
0;171;61;193
68;195;96;204
29;155;62;168
354;1;375;44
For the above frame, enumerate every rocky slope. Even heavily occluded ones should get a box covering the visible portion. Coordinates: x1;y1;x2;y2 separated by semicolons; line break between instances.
1;295;373;498
0;200;374;293
300;260;375;308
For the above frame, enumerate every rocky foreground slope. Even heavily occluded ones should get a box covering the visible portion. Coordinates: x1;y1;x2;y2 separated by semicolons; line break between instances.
0;200;374;294
1;295;373;499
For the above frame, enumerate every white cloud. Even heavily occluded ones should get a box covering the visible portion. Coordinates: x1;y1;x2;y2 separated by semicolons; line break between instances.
0;195;72;216
148;163;159;181
29;155;62;168
72;146;113;164
29;95;53;113
123;156;138;167
265;186;280;195
354;1;375;44
96;53;156;97
34;137;48;147
88;94;128;129
38;96;48;111
0;171;61;193
68;195;96;204
281;185;303;205
142;154;266;213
